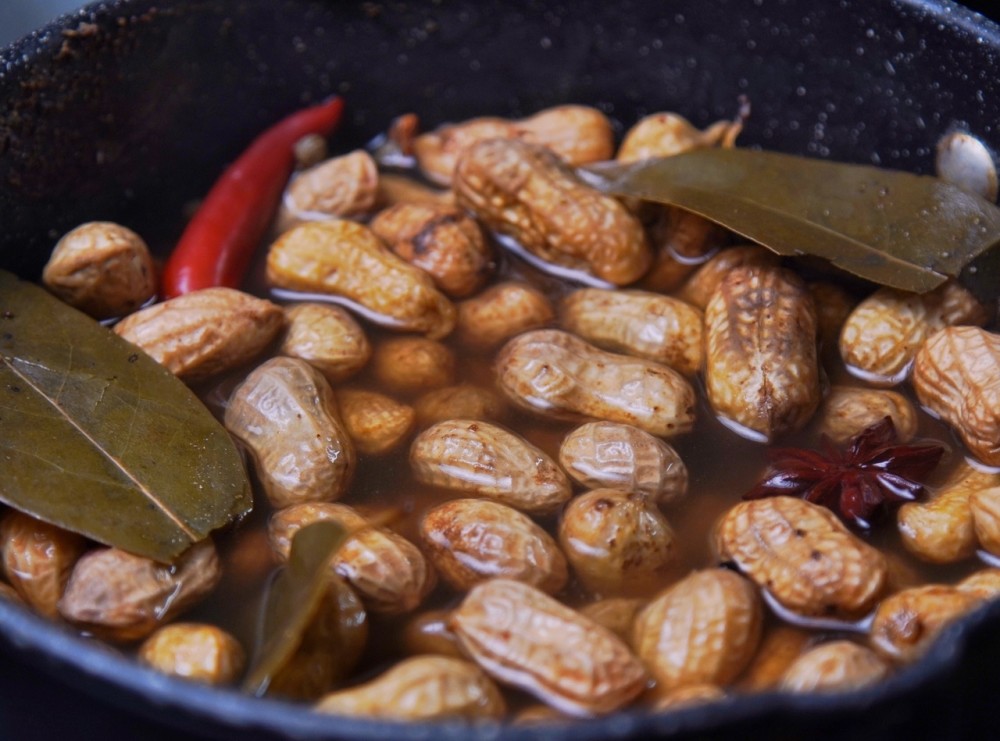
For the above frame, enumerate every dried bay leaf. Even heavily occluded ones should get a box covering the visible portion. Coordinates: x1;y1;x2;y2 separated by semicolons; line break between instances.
0;270;251;562
582;148;1000;299
243;520;355;698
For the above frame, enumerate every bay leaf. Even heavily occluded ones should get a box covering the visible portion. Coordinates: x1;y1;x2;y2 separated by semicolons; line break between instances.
581;148;1000;297
243;520;349;697
0;270;251;562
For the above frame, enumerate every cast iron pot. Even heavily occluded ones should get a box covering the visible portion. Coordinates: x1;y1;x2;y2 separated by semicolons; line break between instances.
2;1;1000;739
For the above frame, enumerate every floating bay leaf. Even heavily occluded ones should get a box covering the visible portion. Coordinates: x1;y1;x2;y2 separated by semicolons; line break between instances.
581;148;1000;298
243;520;350;697
0;270;251;562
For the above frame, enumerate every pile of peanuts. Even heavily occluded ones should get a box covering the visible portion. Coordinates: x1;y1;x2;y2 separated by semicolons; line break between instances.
8;103;1000;722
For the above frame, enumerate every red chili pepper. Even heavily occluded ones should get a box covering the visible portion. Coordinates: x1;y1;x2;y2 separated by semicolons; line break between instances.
160;96;345;298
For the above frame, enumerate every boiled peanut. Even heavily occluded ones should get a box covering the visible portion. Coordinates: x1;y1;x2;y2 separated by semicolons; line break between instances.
560;289;703;376
632;569;761;691
580;598;645;644
413;384;506;428
268;502;435;614
958;569;1000;600
913;326;1000;466
513;704;570;724
736;625;811;691
377;173;454;207
809;281;856;354
455;281;555;350
326;532;434;616
58;539;220;642
639;208;727;293
224;357;355;508
676;245;780;310
114;287;284;383
817;385;918;444
43;221;156;319
840;282;988;386
278;302;371;384
222;527;274;590
454;138;650;285
420;498;568;594
400;609;463;659
616;112;737;288
292;132;328;169
714;497;887;617
279;149;379;229
410;419;571;515
414;105;614;185
633;241;699;294
370;203;493;298
779;641;889;693
337;388;415;456
616;112;741;163
315;655;506;720
267;577;368;699
414;117;516;185
449;579;647;717
266;220;455;339
704;265;820;442
269;503;369;555
897;462;999;563
970;486;1000;556
869;584;983;663
559;489;676;596
0;511;86;617
138;623;245;685
559;421;688;505
497;330;696;438
936;131;999;202
371;336;455;394
515;105;616;166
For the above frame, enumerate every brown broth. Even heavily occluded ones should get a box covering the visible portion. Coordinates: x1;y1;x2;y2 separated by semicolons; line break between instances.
175;210;999;708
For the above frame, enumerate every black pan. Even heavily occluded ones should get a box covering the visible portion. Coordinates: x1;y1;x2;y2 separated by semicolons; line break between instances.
2;1;1000;739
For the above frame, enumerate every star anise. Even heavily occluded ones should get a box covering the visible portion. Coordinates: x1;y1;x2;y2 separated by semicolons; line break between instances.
743;416;945;529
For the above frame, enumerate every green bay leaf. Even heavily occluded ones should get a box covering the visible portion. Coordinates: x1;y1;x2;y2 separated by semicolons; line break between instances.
0;270;252;562
243;520;349;697
582;148;1000;297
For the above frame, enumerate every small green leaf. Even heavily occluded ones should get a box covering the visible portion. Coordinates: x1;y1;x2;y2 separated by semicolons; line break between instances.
243;520;349;697
0;270;252;562
582;148;1000;297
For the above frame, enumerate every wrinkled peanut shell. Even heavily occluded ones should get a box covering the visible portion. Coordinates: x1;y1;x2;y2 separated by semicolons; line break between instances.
315;656;506;720
43;221;157;319
450;579;647;717
704;265;820;443
114;287;284;383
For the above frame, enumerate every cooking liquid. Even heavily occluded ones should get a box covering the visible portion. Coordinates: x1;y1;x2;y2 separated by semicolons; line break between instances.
177;197;992;711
